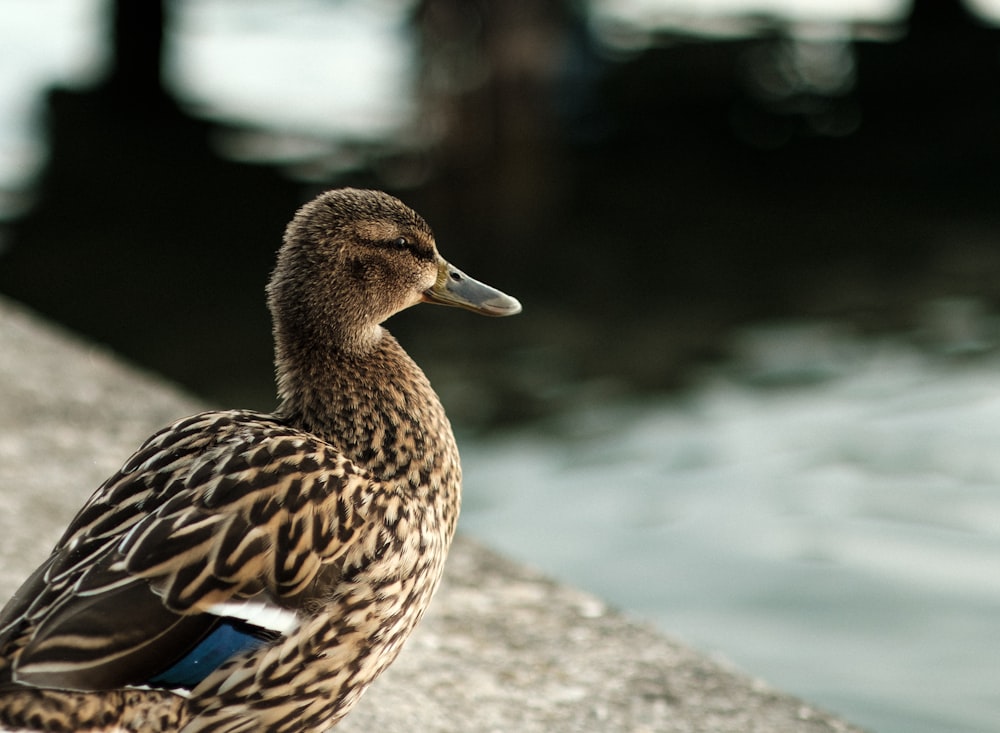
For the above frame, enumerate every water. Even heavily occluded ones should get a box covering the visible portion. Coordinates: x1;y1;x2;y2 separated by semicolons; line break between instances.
0;0;104;217
166;0;415;141
460;324;1000;733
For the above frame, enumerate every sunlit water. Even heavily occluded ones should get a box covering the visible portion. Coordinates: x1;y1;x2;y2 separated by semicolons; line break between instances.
461;323;1000;733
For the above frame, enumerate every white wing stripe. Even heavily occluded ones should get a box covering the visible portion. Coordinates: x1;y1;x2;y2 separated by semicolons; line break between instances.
209;600;300;634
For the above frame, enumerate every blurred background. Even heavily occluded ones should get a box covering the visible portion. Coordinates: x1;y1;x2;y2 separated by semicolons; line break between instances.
1;0;999;731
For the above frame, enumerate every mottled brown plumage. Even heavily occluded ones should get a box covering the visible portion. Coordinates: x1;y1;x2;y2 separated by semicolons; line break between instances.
0;188;520;732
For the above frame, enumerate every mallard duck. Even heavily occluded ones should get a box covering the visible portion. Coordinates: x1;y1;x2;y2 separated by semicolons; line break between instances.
0;188;521;732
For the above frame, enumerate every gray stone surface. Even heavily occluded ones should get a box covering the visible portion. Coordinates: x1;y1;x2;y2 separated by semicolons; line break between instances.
0;295;867;732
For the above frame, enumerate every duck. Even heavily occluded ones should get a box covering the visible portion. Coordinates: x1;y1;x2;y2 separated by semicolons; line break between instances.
0;188;521;732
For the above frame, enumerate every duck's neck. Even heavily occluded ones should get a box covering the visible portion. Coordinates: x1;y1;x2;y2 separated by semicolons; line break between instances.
273;329;458;485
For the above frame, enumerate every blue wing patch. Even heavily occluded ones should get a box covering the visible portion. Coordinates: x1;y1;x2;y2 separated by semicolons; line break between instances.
148;620;277;689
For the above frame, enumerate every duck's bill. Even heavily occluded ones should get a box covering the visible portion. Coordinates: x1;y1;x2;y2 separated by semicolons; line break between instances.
423;259;522;317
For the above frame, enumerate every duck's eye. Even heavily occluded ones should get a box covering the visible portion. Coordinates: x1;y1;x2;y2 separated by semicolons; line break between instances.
392;237;409;250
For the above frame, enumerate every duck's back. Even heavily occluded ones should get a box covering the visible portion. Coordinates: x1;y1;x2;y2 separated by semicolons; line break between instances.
0;362;460;731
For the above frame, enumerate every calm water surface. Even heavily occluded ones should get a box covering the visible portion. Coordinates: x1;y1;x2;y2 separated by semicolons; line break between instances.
460;322;1000;733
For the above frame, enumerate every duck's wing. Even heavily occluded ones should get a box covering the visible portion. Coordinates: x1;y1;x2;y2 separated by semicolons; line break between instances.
0;410;383;692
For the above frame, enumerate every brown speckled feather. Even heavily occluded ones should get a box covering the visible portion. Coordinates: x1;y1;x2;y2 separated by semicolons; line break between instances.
1;411;386;687
0;188;519;732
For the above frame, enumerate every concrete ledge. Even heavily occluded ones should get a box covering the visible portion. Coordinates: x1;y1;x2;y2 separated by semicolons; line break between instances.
0;296;866;732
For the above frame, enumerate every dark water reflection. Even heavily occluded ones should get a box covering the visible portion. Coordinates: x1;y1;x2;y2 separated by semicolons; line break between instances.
3;1;1000;417
3;2;1000;732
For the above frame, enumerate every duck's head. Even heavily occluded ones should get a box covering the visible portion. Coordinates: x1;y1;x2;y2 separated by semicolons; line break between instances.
267;188;521;355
